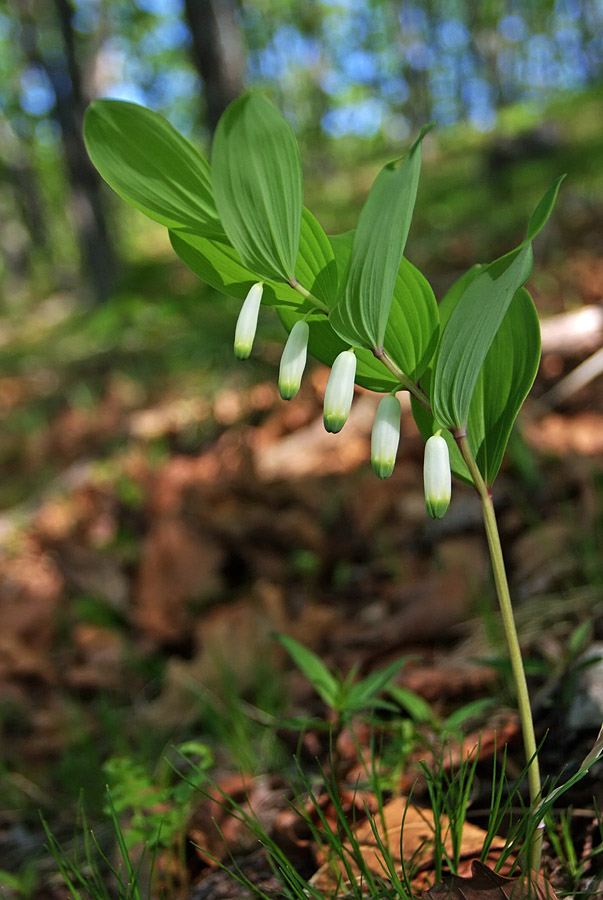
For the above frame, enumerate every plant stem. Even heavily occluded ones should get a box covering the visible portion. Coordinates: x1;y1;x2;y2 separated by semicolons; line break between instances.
456;434;543;875
372;347;431;410
289;278;330;313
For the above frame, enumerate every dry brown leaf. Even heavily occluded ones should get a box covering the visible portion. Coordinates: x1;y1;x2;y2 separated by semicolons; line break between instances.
524;411;603;456
254;393;378;480
133;518;225;641
423;859;560;899
189;774;289;868
310;797;505;894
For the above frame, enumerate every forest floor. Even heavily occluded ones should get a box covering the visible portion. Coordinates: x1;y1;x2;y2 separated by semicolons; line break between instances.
0;90;603;898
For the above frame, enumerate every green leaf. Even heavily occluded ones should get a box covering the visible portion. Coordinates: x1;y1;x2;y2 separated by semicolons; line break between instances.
329;124;433;350
389;685;436;725
331;229;439;380
412;278;541;486
432;176;563;432
383;255;439;382
295;208;339;309
432;244;533;432
470;287;541;484
83;99;220;232
345;658;409;710
211;91;303;282
276;634;340;709
289;230;437;389
169;206;336;312
442;697;497;733
278;252;437;394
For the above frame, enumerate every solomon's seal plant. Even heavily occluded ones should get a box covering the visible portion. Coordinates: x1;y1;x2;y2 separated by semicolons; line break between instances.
83;90;567;875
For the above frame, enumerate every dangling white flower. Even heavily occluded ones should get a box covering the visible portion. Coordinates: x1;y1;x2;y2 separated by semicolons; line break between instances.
323;349;356;433
423;432;451;519
278;320;309;400
371;394;401;479
234;282;263;359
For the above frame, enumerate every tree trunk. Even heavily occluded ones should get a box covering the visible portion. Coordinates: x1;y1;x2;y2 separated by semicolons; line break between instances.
0;117;49;278
12;0;118;304
183;0;245;134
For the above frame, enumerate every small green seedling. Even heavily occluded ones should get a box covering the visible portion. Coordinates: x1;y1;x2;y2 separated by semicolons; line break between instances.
83;90;597;876
277;633;408;729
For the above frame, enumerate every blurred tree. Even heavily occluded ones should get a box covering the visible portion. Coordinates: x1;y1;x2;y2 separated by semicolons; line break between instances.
10;0;118;304
0;116;49;280
182;0;245;134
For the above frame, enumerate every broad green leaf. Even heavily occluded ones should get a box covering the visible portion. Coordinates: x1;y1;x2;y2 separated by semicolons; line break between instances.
384;258;439;382
169;207;336;312
412;276;541;486
432;176;563;432
329;124;433;351
432;243;533;431
470;288;541;484
323;231;439;383
276;635;339;708
211;91;303;282
83;99;220;232
294;208;339;309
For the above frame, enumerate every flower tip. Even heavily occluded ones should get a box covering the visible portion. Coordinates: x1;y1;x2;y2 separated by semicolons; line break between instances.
425;495;450;519
372;458;395;479
234;343;252;360
323;412;347;433
279;383;297;401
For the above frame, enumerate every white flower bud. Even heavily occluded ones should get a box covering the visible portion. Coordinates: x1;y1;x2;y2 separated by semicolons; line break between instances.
371;395;401;479
424;433;451;519
234;282;263;359
323;350;356;433
278;320;309;400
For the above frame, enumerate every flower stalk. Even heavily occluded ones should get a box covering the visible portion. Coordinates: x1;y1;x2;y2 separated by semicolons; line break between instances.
457;433;543;874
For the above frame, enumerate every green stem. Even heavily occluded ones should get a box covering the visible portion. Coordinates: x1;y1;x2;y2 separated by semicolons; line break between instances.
457;434;543;875
372;347;431;410
289;278;330;314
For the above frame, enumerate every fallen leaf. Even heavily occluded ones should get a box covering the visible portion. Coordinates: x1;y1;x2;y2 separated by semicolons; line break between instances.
524;411;603;456
423;859;560;899
133;518;225;642
189;774;289;868
254;393;377;480
310;796;505;894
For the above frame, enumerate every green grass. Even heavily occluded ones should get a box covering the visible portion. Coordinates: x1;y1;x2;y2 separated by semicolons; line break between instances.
41;730;603;900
